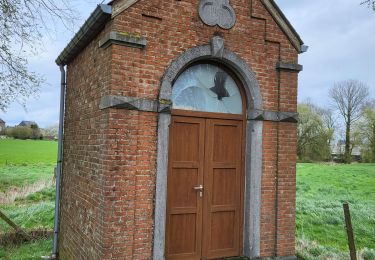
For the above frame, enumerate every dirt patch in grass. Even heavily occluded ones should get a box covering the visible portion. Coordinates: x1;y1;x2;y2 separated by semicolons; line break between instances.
0;230;52;247
0;179;54;204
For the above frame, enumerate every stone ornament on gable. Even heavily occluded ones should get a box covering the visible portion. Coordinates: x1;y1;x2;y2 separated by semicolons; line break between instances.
199;0;236;29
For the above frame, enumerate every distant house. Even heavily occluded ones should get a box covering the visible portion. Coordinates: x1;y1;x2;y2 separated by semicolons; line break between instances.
0;119;5;132
18;121;38;128
331;140;362;162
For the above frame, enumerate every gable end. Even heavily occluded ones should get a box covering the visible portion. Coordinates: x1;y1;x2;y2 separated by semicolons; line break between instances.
262;0;304;53
110;0;304;52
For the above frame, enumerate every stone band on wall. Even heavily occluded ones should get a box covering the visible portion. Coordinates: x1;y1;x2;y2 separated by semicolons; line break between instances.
99;95;158;111
100;95;298;123
276;61;303;72
99;31;147;49
248;109;299;123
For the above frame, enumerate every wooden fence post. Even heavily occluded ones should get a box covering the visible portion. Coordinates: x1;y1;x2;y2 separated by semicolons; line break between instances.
0;209;30;239
343;203;357;260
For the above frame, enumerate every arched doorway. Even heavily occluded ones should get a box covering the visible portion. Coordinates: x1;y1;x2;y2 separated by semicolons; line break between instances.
153;39;264;260
165;63;246;259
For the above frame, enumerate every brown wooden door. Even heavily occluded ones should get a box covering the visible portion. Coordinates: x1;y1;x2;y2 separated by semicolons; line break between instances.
166;116;243;260
202;119;243;259
165;116;205;260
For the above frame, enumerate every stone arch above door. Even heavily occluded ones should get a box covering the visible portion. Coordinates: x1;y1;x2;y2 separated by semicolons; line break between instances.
153;37;263;259
158;36;263;113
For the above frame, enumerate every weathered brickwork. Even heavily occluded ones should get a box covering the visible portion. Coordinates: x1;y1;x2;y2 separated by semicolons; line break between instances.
58;0;300;259
59;24;113;259
101;110;158;259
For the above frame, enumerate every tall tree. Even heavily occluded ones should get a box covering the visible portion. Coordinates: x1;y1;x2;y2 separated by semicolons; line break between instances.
329;80;369;163
0;0;79;111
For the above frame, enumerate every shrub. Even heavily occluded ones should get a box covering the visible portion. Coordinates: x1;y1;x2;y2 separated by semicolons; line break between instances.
4;126;42;140
11;127;33;140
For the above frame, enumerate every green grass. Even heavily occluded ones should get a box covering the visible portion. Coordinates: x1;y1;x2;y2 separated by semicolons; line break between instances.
1;139;374;258
297;163;375;252
0;139;57;165
0;138;56;193
0;187;55;234
0;238;52;260
15;187;55;203
296;237;375;260
0;139;56;258
0;165;54;193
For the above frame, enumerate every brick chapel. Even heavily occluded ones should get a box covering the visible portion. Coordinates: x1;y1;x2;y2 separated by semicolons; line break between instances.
55;0;305;259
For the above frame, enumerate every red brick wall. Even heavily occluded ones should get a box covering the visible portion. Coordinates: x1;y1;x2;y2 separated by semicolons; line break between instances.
101;110;158;259
59;0;300;258
58;24;113;259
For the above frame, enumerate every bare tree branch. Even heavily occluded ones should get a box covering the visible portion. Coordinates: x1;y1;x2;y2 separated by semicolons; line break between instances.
361;0;375;10
0;0;91;111
329;79;369;163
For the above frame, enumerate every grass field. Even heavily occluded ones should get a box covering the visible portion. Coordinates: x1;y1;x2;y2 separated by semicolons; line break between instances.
1;139;375;259
0;187;55;234
0;139;56;258
0;165;54;193
0;139;57;165
296;163;375;259
0;187;55;258
0;139;56;194
0;239;52;260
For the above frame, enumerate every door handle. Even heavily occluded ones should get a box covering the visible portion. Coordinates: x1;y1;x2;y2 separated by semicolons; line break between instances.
193;185;204;197
193;185;203;191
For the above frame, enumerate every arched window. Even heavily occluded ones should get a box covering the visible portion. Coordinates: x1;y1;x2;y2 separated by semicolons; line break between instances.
172;63;243;114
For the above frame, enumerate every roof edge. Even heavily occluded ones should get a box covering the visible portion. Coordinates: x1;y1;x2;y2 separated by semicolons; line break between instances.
110;0;139;17
261;0;304;53
56;1;306;65
56;4;112;66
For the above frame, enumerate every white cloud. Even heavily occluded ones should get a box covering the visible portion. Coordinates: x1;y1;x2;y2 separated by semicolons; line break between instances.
276;0;375;106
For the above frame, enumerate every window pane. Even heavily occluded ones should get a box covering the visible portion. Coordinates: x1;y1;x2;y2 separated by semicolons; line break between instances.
172;64;242;114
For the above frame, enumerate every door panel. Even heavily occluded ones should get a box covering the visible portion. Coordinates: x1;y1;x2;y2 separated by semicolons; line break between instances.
203;119;242;259
212;124;239;163
169;168;199;209
168;214;198;255
165;116;205;260
212;168;237;206
171;121;201;162
210;211;236;249
166;116;243;260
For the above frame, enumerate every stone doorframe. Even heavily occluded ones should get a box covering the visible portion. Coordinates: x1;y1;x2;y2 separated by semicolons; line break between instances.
153;37;264;260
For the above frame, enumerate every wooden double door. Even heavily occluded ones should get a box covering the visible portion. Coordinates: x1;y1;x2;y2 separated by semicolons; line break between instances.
165;115;244;260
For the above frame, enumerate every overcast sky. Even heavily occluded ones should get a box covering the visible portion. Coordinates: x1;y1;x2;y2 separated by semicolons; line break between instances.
1;0;374;127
